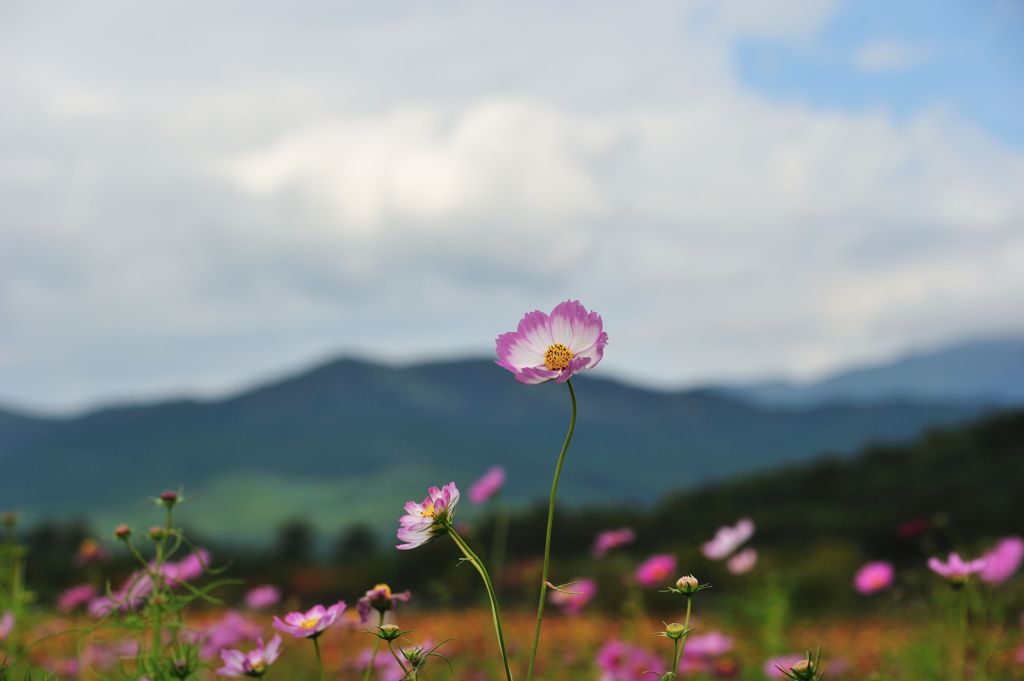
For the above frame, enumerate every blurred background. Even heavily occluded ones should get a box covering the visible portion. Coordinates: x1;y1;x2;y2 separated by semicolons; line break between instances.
1;0;1022;607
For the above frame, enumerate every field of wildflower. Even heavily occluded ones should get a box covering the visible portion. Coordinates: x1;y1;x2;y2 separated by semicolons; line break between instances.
2;301;1023;681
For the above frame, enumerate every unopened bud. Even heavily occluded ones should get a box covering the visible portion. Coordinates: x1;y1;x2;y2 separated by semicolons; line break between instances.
790;658;816;680
114;524;132;541
148;526;166;541
675;574;699;594
376;624;402;641
664;622;686;640
159;490;179;507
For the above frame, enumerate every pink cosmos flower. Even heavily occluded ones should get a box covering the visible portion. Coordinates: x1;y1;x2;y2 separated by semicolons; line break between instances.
854;561;895;594
979;537;1024;585
356;583;412;623
217;635;282;677
702;518;755;561
245;585;282;610
58;584;98;613
272;601;347;638
592;528;636;558
0;611;13;640
548;578;597;615
634;554;677;588
928;552;987;584
198;611;263;660
683;631;733;658
469;466;506;504
354;646;405;681
596;639;664;681
88;571;154;616
495;300;608;385
727;547;758;575
163;549;210;586
396;482;460;550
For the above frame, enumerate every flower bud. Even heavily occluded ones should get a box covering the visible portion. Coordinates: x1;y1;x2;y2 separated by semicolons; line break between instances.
148;526;166;541
376;624;402;641
675;574;699;594
664;622;686;640
159;490;179;507
114;524;132;541
2;511;16;529
790;658;816;680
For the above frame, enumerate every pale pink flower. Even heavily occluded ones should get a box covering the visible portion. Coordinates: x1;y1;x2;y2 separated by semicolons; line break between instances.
245;585;282;610
396;482;460;550
634;554;677;588
702;518;754;561
928;552;986;583
0;611;13;640
549;578;597;615
357;583;411;623
979;537;1024;585
272;601;346;638
495;300;608;384
468;466;506;504
727;547;758;575
854;561;895;594
217;635;282;677
595;639;664;681
592;528;636;557
199;611;263;659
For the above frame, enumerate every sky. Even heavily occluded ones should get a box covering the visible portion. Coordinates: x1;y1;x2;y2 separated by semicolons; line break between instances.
1;0;1023;413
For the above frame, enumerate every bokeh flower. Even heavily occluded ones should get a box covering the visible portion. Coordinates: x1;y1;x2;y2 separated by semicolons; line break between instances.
703;518;755;561
197;611;263;660
854;561;895;594
979;536;1023;585
548;578;597;615
273;601;347;639
74;538;108;566
727;547;758;575
245;585;282;610
592;528;636;558
58;584;98;613
596;639;664;681
0;611;13;640
635;554;677;588
928;552;986;584
396;482;460;550
765;655;807;680
217;635;282;677
495;300;608;384
469;466;506;504
357;583;412;623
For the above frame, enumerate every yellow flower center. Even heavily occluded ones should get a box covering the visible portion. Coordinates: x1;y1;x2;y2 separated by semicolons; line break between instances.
420;502;436;518
300;617;321;630
544;343;574;371
250;657;266;672
374;583;392;597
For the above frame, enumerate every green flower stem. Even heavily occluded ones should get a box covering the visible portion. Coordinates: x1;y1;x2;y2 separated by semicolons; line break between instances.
361;611;385;681
312;636;325;681
679;597;693;659
445;523;514;681
670;638;682;680
525;379;577;681
959;587;969;681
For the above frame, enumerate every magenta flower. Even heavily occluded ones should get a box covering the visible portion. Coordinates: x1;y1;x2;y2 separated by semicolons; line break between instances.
469;466;506;505
217;635;282;677
592;528;636;558
495;300;608;384
356;583;412;623
702;518;754;561
245;585;282;610
163;549;210;586
854;561;895;594
928;552;987;584
396;482;460;550
596;639;664;681
0;611;13;640
354;646;405;681
634;554;677;588
726;547;758;575
272;601;347;639
684;631;733;658
199;611;263;660
979;536;1024;585
548;578;597;615
58;584;98;613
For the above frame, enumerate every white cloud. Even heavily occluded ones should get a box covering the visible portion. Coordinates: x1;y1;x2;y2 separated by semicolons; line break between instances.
853;39;933;73
1;0;1022;410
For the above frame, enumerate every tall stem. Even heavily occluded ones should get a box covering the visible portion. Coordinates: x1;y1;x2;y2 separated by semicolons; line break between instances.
670;639;682;679
312;636;325;681
959;587;969;681
446;524;514;681
361;611;385;681
526;379;577;681
679;597;693;659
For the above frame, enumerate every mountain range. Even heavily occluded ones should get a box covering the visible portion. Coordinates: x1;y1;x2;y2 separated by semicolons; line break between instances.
1;337;1020;542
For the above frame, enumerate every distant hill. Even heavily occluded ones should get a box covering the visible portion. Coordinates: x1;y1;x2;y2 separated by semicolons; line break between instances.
0;356;991;542
723;337;1024;407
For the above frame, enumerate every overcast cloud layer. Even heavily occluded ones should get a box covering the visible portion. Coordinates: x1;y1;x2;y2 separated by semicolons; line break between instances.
2;0;1023;412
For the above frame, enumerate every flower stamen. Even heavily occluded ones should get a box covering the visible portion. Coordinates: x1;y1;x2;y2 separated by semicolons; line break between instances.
544;343;574;371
